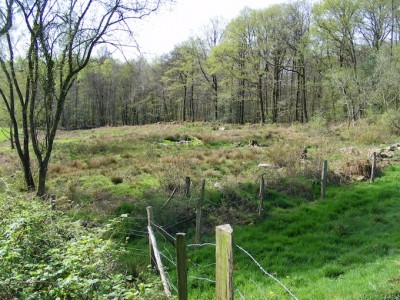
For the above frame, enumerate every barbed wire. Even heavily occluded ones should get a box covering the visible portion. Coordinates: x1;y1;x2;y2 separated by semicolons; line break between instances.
111;229;147;238
197;262;215;269
188;276;215;284
187;243;215;248
236;288;245;300
165;273;178;293
159;249;176;267
151;221;176;243
236;244;298;300
162;214;196;229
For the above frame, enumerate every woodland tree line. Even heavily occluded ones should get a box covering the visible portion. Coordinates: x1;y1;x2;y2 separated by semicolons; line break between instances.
1;0;400;196
59;0;400;128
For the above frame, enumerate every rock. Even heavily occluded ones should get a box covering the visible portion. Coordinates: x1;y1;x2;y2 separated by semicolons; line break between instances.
379;151;394;159
258;163;275;168
387;145;396;151
352;175;366;182
214;182;222;190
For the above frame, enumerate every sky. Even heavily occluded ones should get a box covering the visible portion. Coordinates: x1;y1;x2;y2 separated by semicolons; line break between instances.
129;0;286;60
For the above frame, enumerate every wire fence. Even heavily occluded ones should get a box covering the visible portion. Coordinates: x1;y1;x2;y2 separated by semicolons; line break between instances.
147;217;298;300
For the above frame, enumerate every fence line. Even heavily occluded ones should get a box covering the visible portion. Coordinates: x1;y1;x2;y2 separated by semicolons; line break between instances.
148;207;299;300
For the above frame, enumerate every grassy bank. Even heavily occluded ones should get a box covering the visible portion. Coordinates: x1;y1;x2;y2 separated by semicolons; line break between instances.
159;164;399;299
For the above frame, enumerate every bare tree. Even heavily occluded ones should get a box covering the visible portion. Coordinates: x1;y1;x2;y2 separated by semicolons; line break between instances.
0;0;13;36
0;0;167;196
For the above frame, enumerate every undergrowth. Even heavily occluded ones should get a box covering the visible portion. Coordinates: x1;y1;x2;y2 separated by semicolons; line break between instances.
0;191;168;300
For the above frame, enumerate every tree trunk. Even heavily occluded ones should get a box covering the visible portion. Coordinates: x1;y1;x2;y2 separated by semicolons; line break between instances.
9;124;14;150
190;81;195;122
258;74;265;124
37;161;49;198
213;74;218;120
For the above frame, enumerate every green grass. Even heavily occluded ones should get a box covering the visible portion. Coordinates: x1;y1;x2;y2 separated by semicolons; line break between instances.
152;165;400;299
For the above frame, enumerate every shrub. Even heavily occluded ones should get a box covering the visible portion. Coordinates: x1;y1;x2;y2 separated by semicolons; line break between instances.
0;194;159;299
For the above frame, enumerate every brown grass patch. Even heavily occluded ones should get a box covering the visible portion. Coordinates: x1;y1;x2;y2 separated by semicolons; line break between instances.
49;163;68;175
69;160;84;169
87;156;117;169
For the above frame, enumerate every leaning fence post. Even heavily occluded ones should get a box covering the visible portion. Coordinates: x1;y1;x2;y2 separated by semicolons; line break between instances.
258;175;265;217
176;233;187;300
216;224;234;300
194;179;205;244
321;160;328;199
370;152;377;183
147;206;156;269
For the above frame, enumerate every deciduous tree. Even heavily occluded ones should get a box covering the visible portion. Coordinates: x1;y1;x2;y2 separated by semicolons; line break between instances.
0;0;166;196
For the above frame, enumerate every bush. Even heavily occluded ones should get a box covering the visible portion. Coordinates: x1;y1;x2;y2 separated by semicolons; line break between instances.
0;194;159;299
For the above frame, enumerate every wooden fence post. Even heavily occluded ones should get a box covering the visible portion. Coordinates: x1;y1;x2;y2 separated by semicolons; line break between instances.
194;179;205;244
370;152;377;183
216;224;233;300
147;206;156;269
258;175;265;217
185;176;191;197
176;233;187;300
147;206;172;298
321;160;328;199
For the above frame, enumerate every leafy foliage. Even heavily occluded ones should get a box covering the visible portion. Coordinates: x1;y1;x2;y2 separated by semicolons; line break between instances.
0;193;161;299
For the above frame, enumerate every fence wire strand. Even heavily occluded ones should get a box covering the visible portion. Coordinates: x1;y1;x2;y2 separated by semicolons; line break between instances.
236;288;246;300
187;243;215;248
189;276;216;284
236;244;298;300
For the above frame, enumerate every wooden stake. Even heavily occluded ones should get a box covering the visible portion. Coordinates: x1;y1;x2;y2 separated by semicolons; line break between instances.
194;179;205;244
148;224;172;298
184;176;191;197
176;233;187;300
216;224;234;300
147;206;156;269
162;187;177;209
370;152;377;183
321;160;328;199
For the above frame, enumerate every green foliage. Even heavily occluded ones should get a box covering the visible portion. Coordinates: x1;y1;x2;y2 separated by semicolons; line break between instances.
0;194;163;299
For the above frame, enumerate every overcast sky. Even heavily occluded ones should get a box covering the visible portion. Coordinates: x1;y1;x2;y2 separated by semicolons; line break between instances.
129;0;286;60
